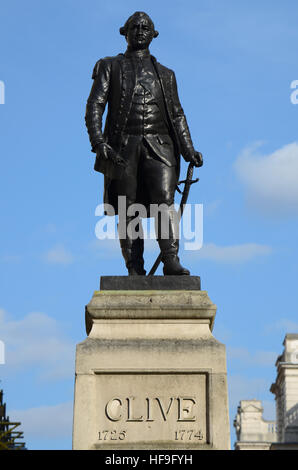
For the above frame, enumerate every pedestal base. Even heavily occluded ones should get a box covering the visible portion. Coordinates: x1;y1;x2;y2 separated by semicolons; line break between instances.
72;278;230;450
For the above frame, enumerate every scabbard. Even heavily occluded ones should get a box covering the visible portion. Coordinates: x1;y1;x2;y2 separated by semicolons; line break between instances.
148;163;195;276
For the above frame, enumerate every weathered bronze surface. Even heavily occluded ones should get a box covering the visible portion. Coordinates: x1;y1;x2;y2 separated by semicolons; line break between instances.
85;12;203;276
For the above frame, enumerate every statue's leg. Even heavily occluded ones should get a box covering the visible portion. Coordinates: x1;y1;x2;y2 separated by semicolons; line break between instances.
112;136;146;275
154;204;190;276
141;142;190;275
118;217;146;275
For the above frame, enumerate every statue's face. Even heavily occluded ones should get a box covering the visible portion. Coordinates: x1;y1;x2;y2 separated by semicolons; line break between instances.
126;16;155;50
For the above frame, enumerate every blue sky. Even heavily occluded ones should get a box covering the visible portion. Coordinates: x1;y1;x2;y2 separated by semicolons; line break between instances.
0;0;298;450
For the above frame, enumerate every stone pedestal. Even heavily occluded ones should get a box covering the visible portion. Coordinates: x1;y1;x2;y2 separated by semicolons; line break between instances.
72;277;230;450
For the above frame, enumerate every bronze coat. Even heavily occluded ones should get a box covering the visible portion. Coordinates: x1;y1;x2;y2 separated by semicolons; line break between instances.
85;53;195;213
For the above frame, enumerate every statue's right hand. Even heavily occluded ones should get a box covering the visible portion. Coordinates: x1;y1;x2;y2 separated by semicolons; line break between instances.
96;143;126;167
96;142;111;161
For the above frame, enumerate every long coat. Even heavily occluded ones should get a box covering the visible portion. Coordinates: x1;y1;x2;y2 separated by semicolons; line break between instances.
85;53;195;213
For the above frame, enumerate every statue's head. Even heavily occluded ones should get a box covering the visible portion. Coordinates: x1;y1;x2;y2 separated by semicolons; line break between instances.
120;12;159;50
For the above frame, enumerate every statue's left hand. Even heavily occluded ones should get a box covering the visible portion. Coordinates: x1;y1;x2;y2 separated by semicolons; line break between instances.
189;151;203;167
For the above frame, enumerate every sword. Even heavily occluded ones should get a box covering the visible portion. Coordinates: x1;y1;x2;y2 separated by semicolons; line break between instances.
148;162;199;276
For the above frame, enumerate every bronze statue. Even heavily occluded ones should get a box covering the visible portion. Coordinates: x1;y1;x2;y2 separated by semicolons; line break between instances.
85;12;203;276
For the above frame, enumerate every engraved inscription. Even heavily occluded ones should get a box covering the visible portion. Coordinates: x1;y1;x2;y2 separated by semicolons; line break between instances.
174;429;204;441
105;396;197;422
98;430;126;441
95;373;208;445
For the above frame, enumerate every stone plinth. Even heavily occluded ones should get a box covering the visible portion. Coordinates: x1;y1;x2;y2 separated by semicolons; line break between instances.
72;279;230;450
100;275;201;291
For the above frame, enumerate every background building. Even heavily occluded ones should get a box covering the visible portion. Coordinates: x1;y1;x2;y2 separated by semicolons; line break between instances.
270;334;298;449
0;389;26;450
234;334;298;450
234;400;276;450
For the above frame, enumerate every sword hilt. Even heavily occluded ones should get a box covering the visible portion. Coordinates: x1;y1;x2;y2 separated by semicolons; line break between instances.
176;177;199;194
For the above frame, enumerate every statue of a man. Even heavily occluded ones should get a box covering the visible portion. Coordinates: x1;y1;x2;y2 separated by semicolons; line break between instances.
85;11;203;276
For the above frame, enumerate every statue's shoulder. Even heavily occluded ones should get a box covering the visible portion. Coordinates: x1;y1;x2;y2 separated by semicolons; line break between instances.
151;56;175;77
91;54;124;79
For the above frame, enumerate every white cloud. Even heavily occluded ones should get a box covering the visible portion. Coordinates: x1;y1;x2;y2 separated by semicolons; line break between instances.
0;308;75;381
228;375;270;407
265;318;298;335
212;323;233;343
227;346;277;367
0;254;23;263
228;375;273;419
43;244;74;265
9;401;73;440
186;242;272;263
235;142;298;215
43;223;58;234
204;200;222;216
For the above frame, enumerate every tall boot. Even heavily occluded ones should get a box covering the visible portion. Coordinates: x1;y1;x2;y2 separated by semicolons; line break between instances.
118;218;146;276
156;208;190;276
